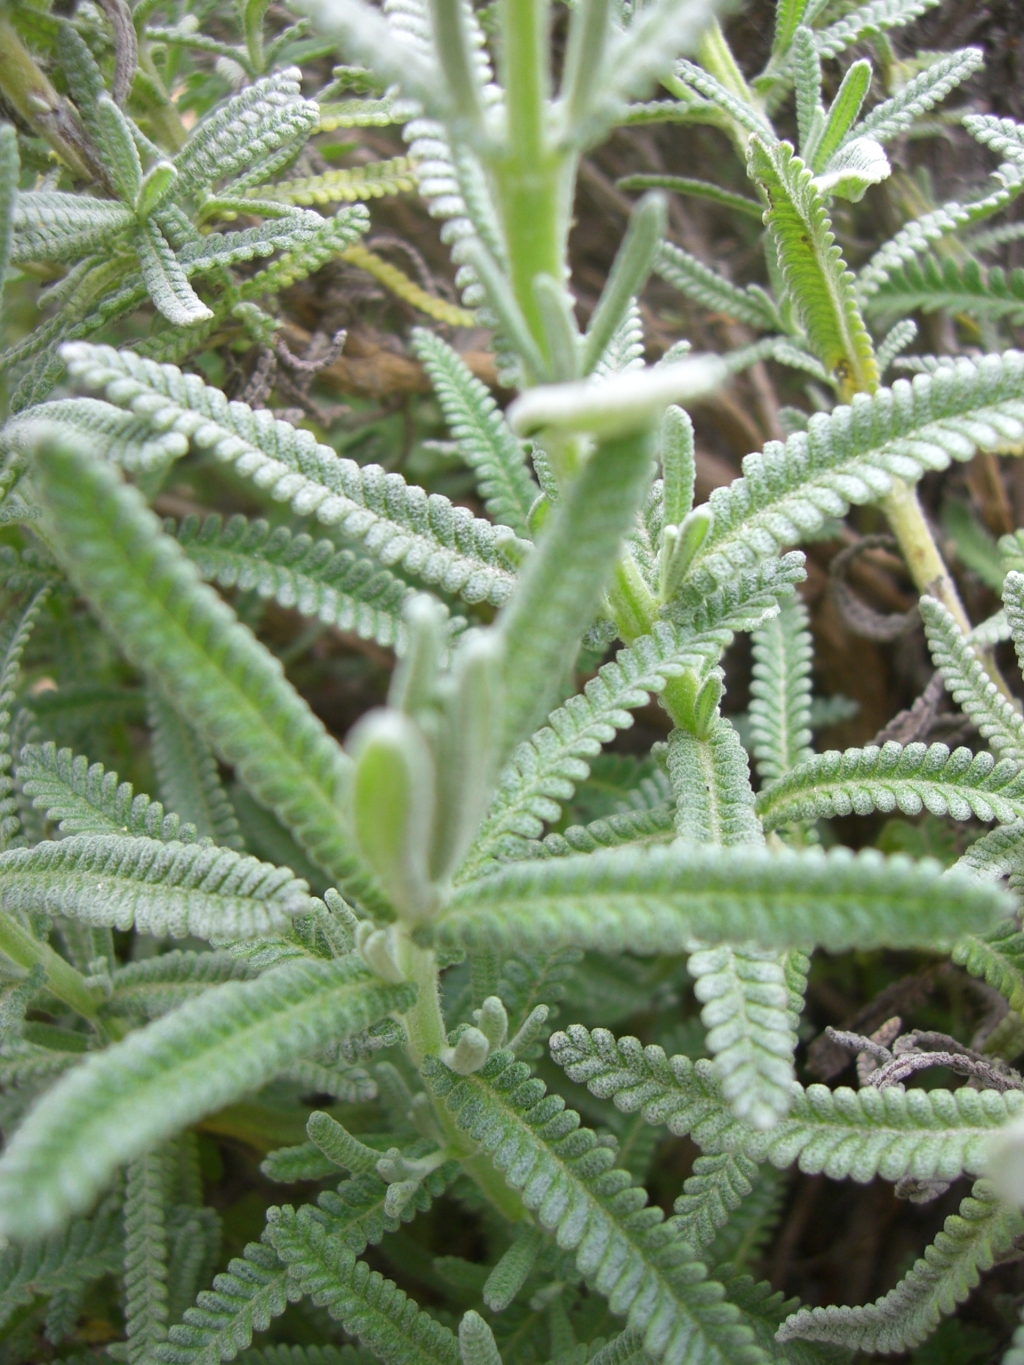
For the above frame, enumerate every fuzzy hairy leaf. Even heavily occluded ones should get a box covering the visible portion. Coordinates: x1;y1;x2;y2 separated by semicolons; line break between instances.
777;1180;1024;1352
0;958;415;1236
2;397;190;473
0;833;317;941
0;586;51;849
1002;570;1024;679
0;1193;123;1334
866;254;1024;325
655;242;783;333
148;690;244;849
108;951;255;1020
668;719;763;848
255;159;417;204
812;0;940;60
667;716;799;1132
707;1168;787;1270
671;1151;764;1253
953;920;1024;1020
156;1241;296;1365
0;123;17;296
857;166;1024;301
550;1025;1024;1184
308;1145;458;1253
748;139;878;399
685;941;797;1132
173;69;320;198
921;597;1024;760
413;329;538;537
125;1148;172;1362
423;1050;765;1365
29;424;385;914
17;741;197;841
172;514;421;652
757;740;1024;828
435;842;1009;957
684;352;1024;599
851;49;982;146
135;220;214;326
467;555;805;868
520;802;677;860
748;596;814;784
497;430;657;754
267;1210;460;1365
11;192;135;265
58;346;519;608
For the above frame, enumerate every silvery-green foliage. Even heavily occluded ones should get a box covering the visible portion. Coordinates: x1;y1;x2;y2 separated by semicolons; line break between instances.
2;0;1024;1359
0;66;367;401
777;1180;1024;1352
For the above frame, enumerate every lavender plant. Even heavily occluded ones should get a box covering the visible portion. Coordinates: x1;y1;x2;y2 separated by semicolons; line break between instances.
2;0;1024;1360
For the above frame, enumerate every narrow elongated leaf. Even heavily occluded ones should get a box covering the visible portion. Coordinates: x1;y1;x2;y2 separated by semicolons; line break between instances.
57;347;518;609
423;1052;764;1365
468;556;805;870
29;427;385;913
655;242;784;333
17;741;193;841
413;329;538;537
866;254;1024;326
921;596;1024;761
435;842;1009;956
0;957;415;1237
550;1024;1024;1183
497;430;656;755
0;1193;123;1334
683;352;1024;600
849;48;984;147
748;596;814;784
748;138;878;399
0;835;314;940
155;1240;296;1365
136;221;214;326
125;1148;172;1363
757;741;1024;828
778;1180;1024;1352
148;689;245;849
267;1210;460;1365
11;192;135;265
172;513;420;652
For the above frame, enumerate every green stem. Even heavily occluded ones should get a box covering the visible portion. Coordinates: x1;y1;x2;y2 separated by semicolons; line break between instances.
697;19;755;106
696;19;762;158
492;0;568;357
396;933;527;1223
0;19;96;180
881;479;1015;700
0;910;101;1025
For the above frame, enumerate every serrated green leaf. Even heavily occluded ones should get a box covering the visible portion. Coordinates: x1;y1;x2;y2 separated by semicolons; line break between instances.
0;957;415;1237
748;138;878;398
